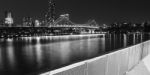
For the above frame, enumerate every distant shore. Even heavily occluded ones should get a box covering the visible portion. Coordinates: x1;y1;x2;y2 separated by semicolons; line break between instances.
0;27;102;38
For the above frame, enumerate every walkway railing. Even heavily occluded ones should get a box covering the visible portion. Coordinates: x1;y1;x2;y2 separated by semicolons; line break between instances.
40;40;150;75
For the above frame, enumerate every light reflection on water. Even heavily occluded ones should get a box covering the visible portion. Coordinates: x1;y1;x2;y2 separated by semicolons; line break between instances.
0;33;148;75
123;34;127;47
0;47;3;70
6;41;16;70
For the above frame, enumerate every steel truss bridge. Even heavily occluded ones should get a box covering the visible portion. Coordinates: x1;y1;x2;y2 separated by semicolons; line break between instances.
49;14;100;29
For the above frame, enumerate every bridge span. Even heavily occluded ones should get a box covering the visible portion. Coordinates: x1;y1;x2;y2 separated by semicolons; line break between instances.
48;24;99;29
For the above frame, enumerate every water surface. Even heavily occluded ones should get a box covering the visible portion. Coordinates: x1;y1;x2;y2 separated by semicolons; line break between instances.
0;33;149;75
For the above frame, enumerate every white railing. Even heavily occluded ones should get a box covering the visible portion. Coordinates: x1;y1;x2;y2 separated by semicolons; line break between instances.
40;40;150;75
48;25;99;29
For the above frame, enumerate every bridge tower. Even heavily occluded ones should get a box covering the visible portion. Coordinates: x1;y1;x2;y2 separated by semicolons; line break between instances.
86;20;99;33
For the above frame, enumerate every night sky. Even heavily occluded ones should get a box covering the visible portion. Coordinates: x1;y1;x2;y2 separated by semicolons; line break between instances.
0;0;150;24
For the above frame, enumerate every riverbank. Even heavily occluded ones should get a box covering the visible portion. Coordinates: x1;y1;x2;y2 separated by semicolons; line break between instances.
0;27;101;38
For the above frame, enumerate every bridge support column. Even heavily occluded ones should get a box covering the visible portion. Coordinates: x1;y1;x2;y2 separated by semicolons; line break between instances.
88;29;95;34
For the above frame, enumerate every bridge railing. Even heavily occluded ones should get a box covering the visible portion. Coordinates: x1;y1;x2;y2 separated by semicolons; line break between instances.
48;25;99;29
40;40;150;75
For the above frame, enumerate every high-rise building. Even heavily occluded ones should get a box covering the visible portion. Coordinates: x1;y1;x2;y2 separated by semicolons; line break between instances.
34;20;40;27
45;0;55;24
22;17;34;27
4;11;14;27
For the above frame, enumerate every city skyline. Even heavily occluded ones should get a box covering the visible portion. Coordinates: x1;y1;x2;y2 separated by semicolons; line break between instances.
0;0;150;24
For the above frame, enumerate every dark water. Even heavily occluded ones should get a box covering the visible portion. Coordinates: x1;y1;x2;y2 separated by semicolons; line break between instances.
0;33;149;75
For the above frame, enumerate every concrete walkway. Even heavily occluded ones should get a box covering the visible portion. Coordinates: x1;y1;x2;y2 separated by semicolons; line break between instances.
126;54;150;75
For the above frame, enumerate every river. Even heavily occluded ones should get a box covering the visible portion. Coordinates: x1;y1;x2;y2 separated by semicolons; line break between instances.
0;33;149;75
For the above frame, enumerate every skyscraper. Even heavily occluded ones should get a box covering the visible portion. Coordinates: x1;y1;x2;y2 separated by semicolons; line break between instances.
22;17;34;27
45;0;55;25
4;11;14;27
